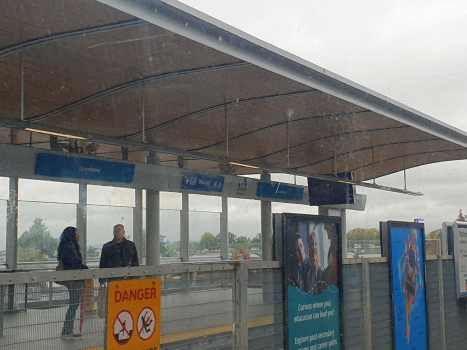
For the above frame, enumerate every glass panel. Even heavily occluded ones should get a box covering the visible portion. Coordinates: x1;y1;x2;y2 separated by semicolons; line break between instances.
189;211;221;259
0;200;6;262
161;209;180;259
143;191;182;210
190;194;221;212
229;198;261;260
0;177;9;200
17;201;76;265
272;202;317;215
18;179;78;203
87;205;133;259
87;185;135;207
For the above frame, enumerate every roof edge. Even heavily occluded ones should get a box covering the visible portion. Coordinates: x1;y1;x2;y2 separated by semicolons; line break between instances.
96;0;467;148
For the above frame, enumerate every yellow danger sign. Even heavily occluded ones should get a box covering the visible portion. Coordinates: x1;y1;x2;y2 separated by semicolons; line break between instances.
107;279;161;350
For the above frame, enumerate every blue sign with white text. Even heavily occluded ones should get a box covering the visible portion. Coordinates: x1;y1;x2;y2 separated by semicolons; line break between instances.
257;182;304;201
36;153;135;183
181;173;224;192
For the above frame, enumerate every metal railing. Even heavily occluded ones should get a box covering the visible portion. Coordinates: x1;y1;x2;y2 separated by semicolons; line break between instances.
0;261;283;350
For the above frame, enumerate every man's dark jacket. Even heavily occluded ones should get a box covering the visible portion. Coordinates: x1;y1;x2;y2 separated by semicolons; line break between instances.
99;238;139;268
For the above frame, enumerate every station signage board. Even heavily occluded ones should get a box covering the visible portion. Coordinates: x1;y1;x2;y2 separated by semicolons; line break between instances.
257;182;304;201
107;279;162;350
36;153;135;183
453;222;467;298
181;173;224;192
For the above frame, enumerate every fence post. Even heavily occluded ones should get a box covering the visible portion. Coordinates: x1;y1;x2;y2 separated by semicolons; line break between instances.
362;259;372;350
438;256;447;350
235;263;248;349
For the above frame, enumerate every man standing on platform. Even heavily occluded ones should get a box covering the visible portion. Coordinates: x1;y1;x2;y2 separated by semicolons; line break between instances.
99;224;139;268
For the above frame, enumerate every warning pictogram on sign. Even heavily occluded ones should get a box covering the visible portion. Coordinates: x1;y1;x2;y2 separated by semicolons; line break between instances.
113;310;134;345
107;279;161;350
138;307;156;340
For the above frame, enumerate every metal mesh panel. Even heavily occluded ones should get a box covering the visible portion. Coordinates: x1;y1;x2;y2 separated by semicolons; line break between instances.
369;262;392;350
247;268;284;350
341;263;364;350
0;270;237;350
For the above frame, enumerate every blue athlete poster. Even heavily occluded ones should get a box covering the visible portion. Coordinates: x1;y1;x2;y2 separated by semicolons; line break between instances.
281;214;341;350
389;223;428;350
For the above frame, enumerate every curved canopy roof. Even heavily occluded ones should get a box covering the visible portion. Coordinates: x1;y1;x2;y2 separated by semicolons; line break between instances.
1;0;467;190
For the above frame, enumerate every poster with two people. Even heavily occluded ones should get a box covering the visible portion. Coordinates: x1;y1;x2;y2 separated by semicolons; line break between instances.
279;214;341;350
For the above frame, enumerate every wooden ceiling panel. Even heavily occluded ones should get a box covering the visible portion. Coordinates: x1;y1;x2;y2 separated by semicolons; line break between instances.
0;0;135;49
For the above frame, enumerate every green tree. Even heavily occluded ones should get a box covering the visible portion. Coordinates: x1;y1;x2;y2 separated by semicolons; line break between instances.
199;232;220;250
236;236;251;244
347;228;380;240
166;241;180;256
87;246;99;258
18;218;58;259
229;232;237;244
18;248;48;262
251;233;261;243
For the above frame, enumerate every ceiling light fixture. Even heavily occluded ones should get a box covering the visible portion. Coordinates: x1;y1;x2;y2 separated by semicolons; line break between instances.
25;128;87;140
229;162;260;169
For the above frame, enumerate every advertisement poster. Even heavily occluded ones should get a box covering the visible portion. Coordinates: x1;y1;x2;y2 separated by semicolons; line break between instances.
389;223;428;350
282;214;341;350
453;223;467;298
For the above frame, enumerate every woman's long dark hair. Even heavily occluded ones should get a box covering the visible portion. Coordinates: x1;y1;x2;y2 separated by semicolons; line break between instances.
57;226;81;261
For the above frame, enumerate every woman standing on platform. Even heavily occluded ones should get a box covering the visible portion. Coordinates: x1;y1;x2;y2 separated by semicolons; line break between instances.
57;226;88;340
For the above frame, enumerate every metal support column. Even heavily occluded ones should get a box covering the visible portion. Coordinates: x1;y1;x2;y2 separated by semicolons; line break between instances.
261;171;272;261
362;259;372;350
6;177;18;270
76;182;87;263
318;207;328;216
340;209;347;259
438;256;447;350
146;152;160;266
179;156;189;262
235;263;248;349
220;195;229;260
133;189;143;264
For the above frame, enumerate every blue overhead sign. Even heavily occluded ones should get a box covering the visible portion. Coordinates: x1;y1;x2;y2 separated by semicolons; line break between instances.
257;182;304;201
36;153;135;183
182;173;224;192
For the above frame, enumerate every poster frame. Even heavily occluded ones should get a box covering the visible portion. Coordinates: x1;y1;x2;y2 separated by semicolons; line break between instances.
442;221;454;256
386;220;428;350
453;221;467;298
278;213;343;350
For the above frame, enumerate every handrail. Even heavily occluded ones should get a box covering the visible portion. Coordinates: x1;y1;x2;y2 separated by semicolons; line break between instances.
0;260;282;285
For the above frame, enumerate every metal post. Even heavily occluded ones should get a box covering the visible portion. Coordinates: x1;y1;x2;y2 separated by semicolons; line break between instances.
340;209;347;259
225;105;229;157
438;256;447;350
220;195;229;260
0;285;5;337
133;189;143;264
372;147;376;185
146;152;160;266
333;136;337;176
403;156;407;190
76;182;87;263
141;84;146;143
179;156;189;262
287;121;290;168
362;259;372;350
235;263;248;350
318;207;329;216
6;177;18;270
20;50;24;121
261;171;272;261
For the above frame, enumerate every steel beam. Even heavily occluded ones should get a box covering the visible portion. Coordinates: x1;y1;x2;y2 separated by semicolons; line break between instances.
6;177;18;270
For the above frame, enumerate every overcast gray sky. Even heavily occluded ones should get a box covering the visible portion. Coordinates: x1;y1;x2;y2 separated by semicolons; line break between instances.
2;1;467;253
175;0;467;234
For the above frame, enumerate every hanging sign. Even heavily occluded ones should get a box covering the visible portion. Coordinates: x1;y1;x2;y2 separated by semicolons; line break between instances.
36;153;135;183
107;279;162;350
181;173;224;192
257;182;304;201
